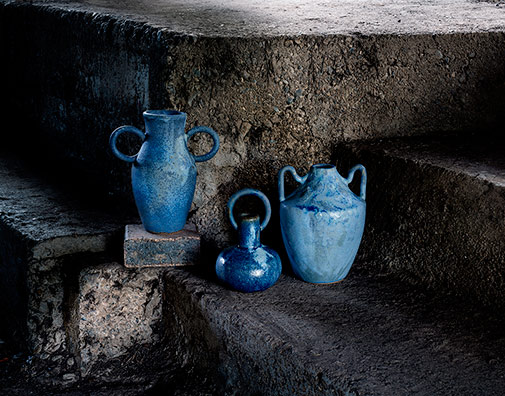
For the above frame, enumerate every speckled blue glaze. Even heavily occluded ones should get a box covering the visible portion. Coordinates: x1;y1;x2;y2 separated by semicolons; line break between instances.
110;110;219;233
278;164;367;284
216;189;282;293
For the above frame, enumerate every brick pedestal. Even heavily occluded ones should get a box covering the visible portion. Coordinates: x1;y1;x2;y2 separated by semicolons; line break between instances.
124;224;200;268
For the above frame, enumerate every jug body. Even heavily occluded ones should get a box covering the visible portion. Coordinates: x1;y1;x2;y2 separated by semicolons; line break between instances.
216;189;282;293
278;164;366;283
110;110;219;233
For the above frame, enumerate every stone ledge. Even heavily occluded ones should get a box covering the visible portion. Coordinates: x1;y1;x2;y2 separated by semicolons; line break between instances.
77;263;174;384
336;134;505;310
0;154;127;253
164;267;505;395
9;0;505;37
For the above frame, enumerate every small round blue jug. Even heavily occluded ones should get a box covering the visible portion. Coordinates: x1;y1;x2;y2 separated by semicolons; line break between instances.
216;189;282;293
109;110;219;234
278;164;367;284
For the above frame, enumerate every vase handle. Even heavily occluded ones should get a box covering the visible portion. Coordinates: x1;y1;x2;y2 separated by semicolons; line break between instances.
228;188;271;231
345;164;367;200
186;126;220;163
109;126;145;163
278;166;307;202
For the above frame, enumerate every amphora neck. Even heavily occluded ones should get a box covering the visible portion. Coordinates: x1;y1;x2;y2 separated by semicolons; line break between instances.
306;164;344;185
143;110;187;140
238;214;261;249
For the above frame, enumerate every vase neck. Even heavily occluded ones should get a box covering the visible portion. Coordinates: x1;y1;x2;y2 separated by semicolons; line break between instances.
238;214;261;249
143;110;187;143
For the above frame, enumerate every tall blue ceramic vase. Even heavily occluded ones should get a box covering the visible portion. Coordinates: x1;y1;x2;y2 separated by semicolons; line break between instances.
110;110;219;234
216;189;282;293
278;164;367;283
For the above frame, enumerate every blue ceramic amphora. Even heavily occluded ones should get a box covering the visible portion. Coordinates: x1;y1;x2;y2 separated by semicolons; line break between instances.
110;110;219;233
278;164;367;283
216;189;282;293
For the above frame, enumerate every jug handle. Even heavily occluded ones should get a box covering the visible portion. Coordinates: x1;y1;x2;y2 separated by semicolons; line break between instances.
109;126;145;163
345;164;367;200
186;126;220;163
228;188;271;231
278;166;307;202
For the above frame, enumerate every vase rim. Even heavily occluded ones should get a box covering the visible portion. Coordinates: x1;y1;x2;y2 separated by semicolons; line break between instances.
143;109;186;119
239;213;260;223
311;164;335;170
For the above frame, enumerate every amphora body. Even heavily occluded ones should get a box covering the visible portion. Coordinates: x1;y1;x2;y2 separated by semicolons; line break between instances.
278;164;366;283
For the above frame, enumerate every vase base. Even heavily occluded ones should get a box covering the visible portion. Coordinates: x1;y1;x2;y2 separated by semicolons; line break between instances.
144;223;197;236
303;278;345;285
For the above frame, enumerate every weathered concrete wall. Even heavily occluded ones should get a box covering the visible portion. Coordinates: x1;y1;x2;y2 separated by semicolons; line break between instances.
2;2;505;249
168;32;505;249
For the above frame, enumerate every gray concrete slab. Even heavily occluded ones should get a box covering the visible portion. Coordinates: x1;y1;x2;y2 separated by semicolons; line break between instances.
12;0;505;37
336;134;505;310
165;267;505;395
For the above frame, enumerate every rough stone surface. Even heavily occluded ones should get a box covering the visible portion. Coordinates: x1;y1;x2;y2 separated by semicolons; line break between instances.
164;267;505;396
0;152;211;389
124;224;200;268
2;1;505;248
0;152;127;369
335;134;505;310
1;1;505;392
77;263;174;384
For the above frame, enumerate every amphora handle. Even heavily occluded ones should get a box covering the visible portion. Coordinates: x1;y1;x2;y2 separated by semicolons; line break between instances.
278;166;307;202
186;126;220;163
345;164;367;200
228;188;271;231
109;126;145;163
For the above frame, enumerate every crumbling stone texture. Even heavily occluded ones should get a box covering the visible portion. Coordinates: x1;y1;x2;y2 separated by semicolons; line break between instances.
78;263;171;383
27;258;67;356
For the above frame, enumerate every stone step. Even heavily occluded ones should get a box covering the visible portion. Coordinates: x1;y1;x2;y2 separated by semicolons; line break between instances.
0;152;128;380
2;142;504;393
2;0;505;245
163;266;505;396
0;151;212;389
335;134;505;311
0;151;125;349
